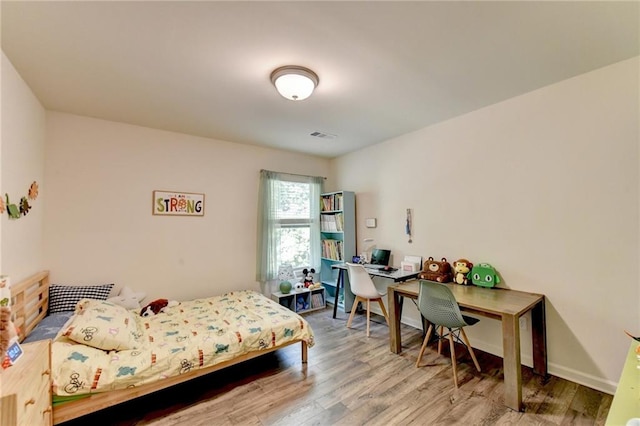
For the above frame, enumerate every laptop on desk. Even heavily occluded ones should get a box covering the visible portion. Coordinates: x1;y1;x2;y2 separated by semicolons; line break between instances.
364;249;394;270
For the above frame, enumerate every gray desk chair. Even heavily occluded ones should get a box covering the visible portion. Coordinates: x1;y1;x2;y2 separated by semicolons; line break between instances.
415;280;481;388
345;262;389;337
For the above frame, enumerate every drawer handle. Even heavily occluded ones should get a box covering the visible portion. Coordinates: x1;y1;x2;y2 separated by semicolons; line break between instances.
42;369;51;376
25;398;36;406
43;407;52;414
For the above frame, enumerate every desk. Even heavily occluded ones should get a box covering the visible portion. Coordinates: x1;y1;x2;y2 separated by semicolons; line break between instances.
388;280;547;412
331;263;418;319
605;341;639;425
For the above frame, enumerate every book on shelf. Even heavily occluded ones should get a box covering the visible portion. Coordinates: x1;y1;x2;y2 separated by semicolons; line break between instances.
321;239;344;261
321;193;344;212
320;213;344;232
311;293;324;309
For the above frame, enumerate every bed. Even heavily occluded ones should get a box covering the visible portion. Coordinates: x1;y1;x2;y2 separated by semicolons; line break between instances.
10;271;314;424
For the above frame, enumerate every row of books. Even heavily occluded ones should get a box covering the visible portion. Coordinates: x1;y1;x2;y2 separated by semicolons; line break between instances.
322;239;344;261
321;193;343;212
320;213;344;232
311;293;325;309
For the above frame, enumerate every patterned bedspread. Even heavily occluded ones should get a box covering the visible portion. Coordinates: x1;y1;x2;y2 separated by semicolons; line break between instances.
51;290;314;396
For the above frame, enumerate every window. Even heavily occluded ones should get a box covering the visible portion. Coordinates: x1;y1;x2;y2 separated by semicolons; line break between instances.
275;180;313;268
256;171;323;283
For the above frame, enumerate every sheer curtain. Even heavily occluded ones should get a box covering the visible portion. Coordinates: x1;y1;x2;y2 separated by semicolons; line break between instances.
256;170;323;294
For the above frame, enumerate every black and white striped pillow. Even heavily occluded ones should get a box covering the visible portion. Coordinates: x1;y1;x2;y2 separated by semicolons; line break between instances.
48;283;114;314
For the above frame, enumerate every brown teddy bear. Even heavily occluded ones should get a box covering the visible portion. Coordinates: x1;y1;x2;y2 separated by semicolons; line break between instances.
418;257;453;283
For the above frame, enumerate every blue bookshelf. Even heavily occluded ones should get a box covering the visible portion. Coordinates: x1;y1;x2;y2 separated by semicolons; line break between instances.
320;191;355;313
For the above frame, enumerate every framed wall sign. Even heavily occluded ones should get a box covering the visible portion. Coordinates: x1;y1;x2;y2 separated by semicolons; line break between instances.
153;190;205;216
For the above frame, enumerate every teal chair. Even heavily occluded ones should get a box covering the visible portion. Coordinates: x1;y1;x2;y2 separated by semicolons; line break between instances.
415;280;481;388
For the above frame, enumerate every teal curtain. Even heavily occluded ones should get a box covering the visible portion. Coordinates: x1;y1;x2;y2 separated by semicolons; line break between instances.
256;170;281;283
308;176;323;272
256;170;323;288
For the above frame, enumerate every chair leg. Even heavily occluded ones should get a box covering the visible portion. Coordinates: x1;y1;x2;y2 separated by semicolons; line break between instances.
448;329;458;388
377;298;389;325
366;298;371;337
460;328;481;372
346;296;361;329
416;324;434;368
438;326;444;354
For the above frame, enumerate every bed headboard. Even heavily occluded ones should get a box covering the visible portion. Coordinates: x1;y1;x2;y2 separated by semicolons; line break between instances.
10;271;49;342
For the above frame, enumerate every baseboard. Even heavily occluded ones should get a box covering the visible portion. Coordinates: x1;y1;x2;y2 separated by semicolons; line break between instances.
547;363;617;395
397;315;617;395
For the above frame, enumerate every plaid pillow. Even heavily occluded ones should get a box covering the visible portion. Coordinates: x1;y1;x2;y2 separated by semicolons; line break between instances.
48;283;114;314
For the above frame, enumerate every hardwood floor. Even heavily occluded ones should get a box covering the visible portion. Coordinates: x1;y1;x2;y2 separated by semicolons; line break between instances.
62;307;612;425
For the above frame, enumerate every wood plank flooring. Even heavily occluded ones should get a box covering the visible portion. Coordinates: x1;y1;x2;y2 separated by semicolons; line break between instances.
61;307;612;425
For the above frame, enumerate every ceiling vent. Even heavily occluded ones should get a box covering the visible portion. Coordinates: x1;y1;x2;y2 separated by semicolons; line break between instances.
310;131;337;140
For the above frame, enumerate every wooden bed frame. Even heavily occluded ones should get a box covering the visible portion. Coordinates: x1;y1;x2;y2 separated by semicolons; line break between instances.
11;271;309;424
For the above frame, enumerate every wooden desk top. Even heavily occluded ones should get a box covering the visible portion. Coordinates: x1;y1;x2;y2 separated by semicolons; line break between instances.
390;280;544;317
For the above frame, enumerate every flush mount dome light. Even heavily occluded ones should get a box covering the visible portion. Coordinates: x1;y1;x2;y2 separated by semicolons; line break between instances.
270;65;319;101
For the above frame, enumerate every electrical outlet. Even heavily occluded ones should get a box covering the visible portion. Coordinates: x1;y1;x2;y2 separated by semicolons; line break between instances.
519;316;528;330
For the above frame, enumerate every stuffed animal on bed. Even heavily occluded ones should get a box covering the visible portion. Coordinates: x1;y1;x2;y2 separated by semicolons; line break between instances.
140;298;178;317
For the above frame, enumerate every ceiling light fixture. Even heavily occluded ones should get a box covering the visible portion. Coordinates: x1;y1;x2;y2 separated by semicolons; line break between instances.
270;65;319;101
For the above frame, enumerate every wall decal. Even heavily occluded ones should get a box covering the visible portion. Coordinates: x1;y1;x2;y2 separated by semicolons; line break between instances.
152;190;205;217
28;181;39;199
2;181;39;220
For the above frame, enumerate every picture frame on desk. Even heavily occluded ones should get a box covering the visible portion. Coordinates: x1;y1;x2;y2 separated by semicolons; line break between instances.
400;261;419;273
402;255;422;272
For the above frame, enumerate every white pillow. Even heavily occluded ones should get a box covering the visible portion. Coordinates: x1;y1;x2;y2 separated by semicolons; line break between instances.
107;286;146;309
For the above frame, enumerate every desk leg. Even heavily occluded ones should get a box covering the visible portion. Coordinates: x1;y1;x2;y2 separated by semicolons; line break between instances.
332;269;344;319
388;287;403;354
531;299;548;376
502;314;523;411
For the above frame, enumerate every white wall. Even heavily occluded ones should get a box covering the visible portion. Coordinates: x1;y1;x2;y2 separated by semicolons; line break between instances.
331;57;639;393
1;52;47;281
43;112;331;301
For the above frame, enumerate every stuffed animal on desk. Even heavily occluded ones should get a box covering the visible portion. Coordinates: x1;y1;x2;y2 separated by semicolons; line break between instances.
418;257;453;283
453;259;474;285
470;263;501;288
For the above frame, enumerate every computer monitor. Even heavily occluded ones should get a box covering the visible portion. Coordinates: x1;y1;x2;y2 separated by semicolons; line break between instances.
370;249;391;266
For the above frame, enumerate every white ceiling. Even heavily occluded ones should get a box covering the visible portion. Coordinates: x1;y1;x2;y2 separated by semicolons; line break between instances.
2;1;638;158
